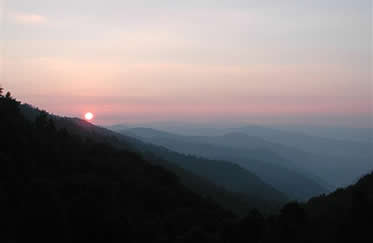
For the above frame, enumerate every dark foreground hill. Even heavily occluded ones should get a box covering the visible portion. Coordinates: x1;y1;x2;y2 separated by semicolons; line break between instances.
19;104;288;215
0;93;235;242
225;171;373;243
1;92;372;243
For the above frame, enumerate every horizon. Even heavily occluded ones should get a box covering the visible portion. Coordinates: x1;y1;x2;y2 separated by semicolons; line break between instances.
1;1;373;239
2;0;372;127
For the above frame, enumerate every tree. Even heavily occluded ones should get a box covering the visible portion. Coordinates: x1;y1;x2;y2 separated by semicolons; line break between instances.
0;85;3;96
238;209;265;243
5;92;12;99
35;111;49;129
280;202;306;224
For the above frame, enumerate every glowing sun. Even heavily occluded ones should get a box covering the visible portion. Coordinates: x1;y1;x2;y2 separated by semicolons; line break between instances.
84;112;94;121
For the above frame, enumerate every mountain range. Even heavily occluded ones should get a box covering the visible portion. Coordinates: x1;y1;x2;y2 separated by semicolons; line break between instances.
1;93;372;243
110;124;372;191
115;127;327;200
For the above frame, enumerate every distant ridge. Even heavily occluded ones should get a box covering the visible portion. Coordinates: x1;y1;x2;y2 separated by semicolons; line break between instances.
19;103;287;214
120;127;327;200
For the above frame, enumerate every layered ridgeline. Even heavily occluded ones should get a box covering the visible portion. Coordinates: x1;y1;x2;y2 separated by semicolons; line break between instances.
116;127;328;200
237;171;373;243
0;93;235;242
112;124;372;191
1;93;372;243
18;104;288;215
228;126;373;188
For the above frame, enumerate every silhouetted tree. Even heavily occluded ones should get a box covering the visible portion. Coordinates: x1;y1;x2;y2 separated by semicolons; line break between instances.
277;202;307;242
5;91;12;99
35;111;49;129
238;209;265;243
280;202;306;224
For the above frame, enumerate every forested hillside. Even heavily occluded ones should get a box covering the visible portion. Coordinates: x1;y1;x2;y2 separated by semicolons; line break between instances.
0;92;234;242
1;92;372;243
19;103;287;215
121;127;327;200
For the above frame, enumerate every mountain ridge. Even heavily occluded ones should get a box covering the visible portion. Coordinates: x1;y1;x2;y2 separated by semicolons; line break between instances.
119;127;328;200
19;103;287;214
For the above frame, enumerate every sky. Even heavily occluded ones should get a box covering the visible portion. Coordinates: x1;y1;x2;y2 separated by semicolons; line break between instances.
1;0;372;127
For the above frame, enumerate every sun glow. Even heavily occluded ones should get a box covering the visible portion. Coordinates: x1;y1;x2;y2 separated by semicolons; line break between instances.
84;112;94;121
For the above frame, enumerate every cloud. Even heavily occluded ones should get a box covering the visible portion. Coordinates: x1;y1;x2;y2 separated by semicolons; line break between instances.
9;12;47;24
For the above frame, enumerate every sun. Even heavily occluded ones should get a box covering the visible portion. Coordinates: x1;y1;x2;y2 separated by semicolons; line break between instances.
84;112;94;121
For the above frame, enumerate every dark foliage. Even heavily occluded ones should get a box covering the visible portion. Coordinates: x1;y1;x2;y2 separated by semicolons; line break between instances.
123;127;327;200
19;102;270;215
0;94;234;242
1;92;372;243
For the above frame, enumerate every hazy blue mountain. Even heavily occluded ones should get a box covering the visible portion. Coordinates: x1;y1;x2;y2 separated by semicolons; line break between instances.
273;125;373;142
120;127;328;200
19;104;287;214
230;125;372;159
227;126;373;186
135;145;287;212
106;124;130;132
4;95;372;243
128;124;371;188
109;122;230;136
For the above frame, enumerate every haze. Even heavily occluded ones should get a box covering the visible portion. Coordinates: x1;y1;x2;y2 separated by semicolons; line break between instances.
1;0;372;127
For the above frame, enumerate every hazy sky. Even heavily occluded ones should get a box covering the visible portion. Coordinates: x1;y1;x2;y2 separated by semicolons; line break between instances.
1;0;372;126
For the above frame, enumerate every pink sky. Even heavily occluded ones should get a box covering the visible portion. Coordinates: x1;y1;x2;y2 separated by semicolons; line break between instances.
2;0;372;127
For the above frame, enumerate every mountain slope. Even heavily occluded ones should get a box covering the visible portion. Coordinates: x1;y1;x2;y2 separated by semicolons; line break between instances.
124;125;372;188
19;103;287;214
2;93;371;243
1;95;235;242
122;127;327;200
231;125;373;186
228;171;373;243
135;144;287;210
